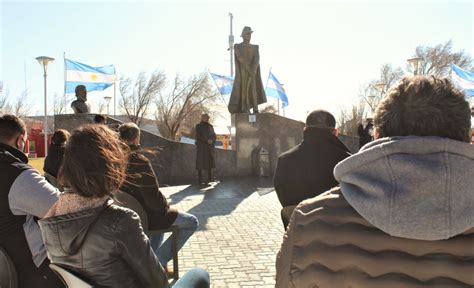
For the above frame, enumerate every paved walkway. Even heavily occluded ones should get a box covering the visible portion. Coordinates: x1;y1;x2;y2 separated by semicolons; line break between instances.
161;177;284;288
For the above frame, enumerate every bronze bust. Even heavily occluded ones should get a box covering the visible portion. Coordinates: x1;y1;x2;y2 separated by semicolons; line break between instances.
71;85;90;114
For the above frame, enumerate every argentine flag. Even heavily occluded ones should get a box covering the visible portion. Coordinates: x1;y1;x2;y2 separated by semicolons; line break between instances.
265;71;289;107
65;59;116;93
451;64;474;97
209;72;234;95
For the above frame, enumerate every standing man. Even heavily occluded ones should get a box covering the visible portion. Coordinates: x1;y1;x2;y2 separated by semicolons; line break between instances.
195;114;216;185
70;85;90;113
274;110;351;229
228;26;267;114
0;114;62;287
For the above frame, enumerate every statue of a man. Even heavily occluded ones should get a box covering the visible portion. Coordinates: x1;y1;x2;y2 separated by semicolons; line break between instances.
71;85;90;114
228;26;267;114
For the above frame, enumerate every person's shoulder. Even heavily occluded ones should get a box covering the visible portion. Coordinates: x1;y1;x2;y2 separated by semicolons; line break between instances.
104;204;141;228
296;187;349;214
278;143;303;161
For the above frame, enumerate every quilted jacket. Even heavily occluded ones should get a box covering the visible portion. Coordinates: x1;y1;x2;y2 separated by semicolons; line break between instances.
276;136;474;288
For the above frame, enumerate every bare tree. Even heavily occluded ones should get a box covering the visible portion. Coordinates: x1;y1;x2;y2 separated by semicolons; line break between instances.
12;90;31;118
120;71;166;126
53;93;73;115
0;91;12;115
360;64;404;114
411;40;473;76
337;101;366;136
155;72;220;141
97;101;107;114
260;104;278;114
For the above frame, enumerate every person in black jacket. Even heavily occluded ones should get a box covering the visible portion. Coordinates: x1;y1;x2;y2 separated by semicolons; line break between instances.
39;124;209;288
357;118;374;150
0;115;62;288
195;114;216;184
119;123;199;273
43;129;70;178
274;110;351;229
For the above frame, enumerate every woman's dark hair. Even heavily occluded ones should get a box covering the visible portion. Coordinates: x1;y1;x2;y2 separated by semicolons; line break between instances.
59;125;129;198
51;129;70;146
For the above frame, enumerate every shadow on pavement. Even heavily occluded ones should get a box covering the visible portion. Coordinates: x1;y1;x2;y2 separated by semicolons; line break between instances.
166;177;274;230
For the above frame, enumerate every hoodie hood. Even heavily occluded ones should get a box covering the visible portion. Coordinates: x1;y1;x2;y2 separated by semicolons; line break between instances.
334;136;474;241
39;204;108;256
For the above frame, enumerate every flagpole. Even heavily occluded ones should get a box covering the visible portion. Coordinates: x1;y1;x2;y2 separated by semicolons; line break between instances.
63;52;67;114
277;98;280;116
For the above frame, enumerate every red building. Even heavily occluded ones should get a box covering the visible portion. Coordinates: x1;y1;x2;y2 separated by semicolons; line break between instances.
25;118;52;158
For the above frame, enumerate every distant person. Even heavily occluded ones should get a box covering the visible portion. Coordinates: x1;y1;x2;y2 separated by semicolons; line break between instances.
39;125;209;288
357;118;374;149
274;110;351;229
43;129;70;178
195;114;217;185
276;76;474;288
119;123;199;273
94;114;107;124
71;85;90;113
0;114;62;288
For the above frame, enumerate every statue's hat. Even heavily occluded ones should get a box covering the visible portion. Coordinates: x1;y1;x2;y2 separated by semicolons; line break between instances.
241;26;254;37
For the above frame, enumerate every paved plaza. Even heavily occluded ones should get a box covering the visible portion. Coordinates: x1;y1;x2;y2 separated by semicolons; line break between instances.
161;177;284;288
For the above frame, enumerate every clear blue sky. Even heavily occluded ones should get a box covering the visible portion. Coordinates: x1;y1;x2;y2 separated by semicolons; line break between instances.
1;0;473;125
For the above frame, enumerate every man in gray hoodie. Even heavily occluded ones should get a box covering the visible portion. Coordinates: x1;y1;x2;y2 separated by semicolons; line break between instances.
276;76;474;287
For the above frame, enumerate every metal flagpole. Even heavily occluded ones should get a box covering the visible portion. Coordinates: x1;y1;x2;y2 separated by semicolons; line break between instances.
63;52;67;114
228;13;234;77
114;80;117;117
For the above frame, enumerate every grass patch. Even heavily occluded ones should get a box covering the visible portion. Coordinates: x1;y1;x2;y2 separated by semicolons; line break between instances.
29;157;45;174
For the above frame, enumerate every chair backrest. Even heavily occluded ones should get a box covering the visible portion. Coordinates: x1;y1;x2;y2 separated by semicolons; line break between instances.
49;264;93;288
114;191;149;233
0;246;18;288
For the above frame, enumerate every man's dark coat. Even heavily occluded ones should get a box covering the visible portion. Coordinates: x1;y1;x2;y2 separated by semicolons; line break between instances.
274;128;351;207
195;121;216;170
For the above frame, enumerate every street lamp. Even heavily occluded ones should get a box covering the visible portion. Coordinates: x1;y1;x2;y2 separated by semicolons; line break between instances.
104;96;112;115
36;56;55;157
407;57;423;75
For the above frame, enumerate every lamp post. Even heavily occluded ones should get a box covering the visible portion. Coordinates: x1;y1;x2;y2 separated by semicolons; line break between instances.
407;57;423;75
104;96;112;115
36;56;55;157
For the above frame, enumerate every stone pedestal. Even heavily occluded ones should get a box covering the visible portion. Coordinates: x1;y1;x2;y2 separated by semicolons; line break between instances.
232;113;304;176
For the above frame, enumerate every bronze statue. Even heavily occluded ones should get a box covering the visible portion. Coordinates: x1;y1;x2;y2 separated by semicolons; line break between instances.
71;85;90;114
228;26;267;114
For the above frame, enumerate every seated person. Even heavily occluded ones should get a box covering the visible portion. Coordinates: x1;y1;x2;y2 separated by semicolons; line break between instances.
0;114;62;288
276;76;474;287
274;110;350;228
93;114;107;124
43;129;70;178
39;125;209;288
118;123;199;272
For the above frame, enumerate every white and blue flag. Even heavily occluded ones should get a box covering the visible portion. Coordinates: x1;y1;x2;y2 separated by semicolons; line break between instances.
265;71;288;107
209;72;234;95
65;59;116;93
451;63;474;97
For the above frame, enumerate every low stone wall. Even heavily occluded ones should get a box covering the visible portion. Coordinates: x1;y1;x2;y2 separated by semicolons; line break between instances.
54;114;237;184
54;113;359;183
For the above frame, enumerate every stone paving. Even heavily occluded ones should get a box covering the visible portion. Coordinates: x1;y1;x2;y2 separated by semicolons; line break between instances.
161;177;284;288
